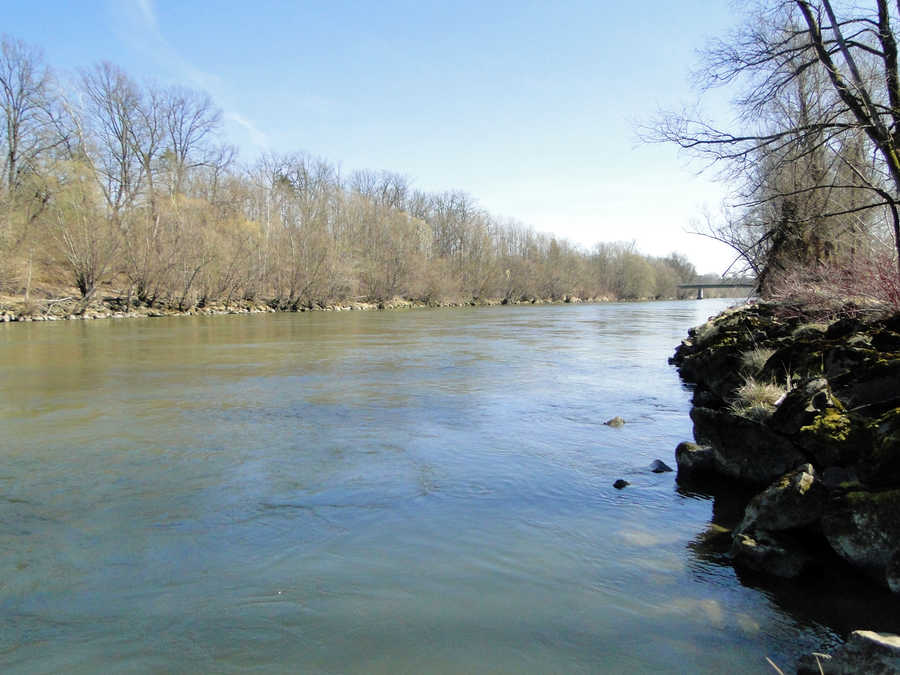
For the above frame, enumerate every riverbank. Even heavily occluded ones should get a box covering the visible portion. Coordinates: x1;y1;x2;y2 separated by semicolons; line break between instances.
671;301;900;670
0;291;646;323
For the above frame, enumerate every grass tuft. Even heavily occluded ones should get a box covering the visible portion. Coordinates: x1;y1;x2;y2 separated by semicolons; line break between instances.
740;347;776;375
730;376;787;420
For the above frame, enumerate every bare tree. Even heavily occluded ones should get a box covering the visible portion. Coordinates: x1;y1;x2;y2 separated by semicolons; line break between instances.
0;35;58;194
76;62;145;217
650;0;900;280
162;86;222;196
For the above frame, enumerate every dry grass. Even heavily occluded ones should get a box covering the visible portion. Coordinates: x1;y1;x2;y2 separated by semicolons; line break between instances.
730;376;787;420
740;347;776;375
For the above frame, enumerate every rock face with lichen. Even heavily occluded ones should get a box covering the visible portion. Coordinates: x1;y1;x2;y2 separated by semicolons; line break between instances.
671;302;900;591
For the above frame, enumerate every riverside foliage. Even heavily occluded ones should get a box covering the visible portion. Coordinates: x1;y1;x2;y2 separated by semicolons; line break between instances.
0;35;704;311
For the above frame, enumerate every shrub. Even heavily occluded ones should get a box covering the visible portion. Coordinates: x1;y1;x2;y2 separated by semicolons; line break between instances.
768;248;900;320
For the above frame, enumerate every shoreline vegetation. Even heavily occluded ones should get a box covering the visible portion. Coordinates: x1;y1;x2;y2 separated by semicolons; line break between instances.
0;292;603;323
0;290;733;324
0;35;733;319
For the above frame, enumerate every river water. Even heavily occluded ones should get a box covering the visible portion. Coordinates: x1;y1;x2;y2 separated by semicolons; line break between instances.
1;300;895;673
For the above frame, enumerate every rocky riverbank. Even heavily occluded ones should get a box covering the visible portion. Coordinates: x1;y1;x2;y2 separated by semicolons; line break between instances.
671;301;900;671
0;293;608;323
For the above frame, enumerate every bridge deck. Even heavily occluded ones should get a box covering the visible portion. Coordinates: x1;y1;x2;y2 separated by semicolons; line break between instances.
677;281;756;299
677;282;756;289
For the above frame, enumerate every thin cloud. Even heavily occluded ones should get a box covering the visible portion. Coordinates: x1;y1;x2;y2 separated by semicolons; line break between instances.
135;0;159;32
225;111;269;151
109;0;266;153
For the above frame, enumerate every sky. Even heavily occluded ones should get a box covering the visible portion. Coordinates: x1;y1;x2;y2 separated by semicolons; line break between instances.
7;1;742;274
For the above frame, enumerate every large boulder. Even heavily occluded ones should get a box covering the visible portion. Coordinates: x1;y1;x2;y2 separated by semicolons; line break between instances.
769;378;834;436
674;442;715;475
735;464;826;534
798;630;900;674
822;488;900;589
729;465;826;580
832;359;900;412
730;529;813;578
690;406;807;485
856;408;900;488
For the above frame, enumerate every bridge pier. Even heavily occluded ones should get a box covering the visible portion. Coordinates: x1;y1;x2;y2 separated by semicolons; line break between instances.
696;287;703;300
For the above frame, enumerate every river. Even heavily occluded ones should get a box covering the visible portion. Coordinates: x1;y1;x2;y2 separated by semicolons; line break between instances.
0;299;890;673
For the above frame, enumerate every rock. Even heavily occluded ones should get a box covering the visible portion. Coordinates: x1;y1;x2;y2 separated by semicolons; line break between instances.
822;488;900;588
888;550;900;594
762;339;833;383
798;630;900;674
690;387;722;408
820;466;859;490
826;315;868;340
690;406;807;485
823;344;877;381
650;459;673;473
730;529;813;578
872;328;900;353
673;303;900;594
735;464;826;534
769;377;834;435
613;479;630;489
832;358;900;412
796;407;862;469
675;442;715;474
604;416;625;428
857;408;900;487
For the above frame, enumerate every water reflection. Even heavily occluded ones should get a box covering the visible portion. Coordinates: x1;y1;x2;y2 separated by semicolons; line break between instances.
678;470;900;669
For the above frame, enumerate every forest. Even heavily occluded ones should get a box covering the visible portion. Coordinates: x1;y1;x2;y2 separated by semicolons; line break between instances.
0;35;712;316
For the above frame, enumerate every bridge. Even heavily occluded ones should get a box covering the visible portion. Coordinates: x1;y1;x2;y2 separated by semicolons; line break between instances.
678;281;757;300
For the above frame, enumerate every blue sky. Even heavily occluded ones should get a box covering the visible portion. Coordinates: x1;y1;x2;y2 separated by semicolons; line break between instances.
7;1;740;273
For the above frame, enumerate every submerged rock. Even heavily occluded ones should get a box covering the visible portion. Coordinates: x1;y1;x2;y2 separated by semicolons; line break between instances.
613;479;630;489
649;459;673;473
604;416;626;428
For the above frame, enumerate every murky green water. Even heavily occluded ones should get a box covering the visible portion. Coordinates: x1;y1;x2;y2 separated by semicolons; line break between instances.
0;300;894;673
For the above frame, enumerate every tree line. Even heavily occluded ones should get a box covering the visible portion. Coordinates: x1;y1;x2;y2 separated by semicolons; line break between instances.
650;0;900;308
0;34;705;312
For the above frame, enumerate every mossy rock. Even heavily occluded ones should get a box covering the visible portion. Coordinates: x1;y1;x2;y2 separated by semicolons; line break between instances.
791;322;829;339
823;344;878;380
760;338;828;384
857;408;900;488
823;487;900;586
831;358;900;412
871;329;900;353
796;407;867;468
825;315;869;339
690;406;807;486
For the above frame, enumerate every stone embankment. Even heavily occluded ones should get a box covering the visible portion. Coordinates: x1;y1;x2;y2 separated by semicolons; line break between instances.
672;302;900;669
672;302;900;586
0;294;606;323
